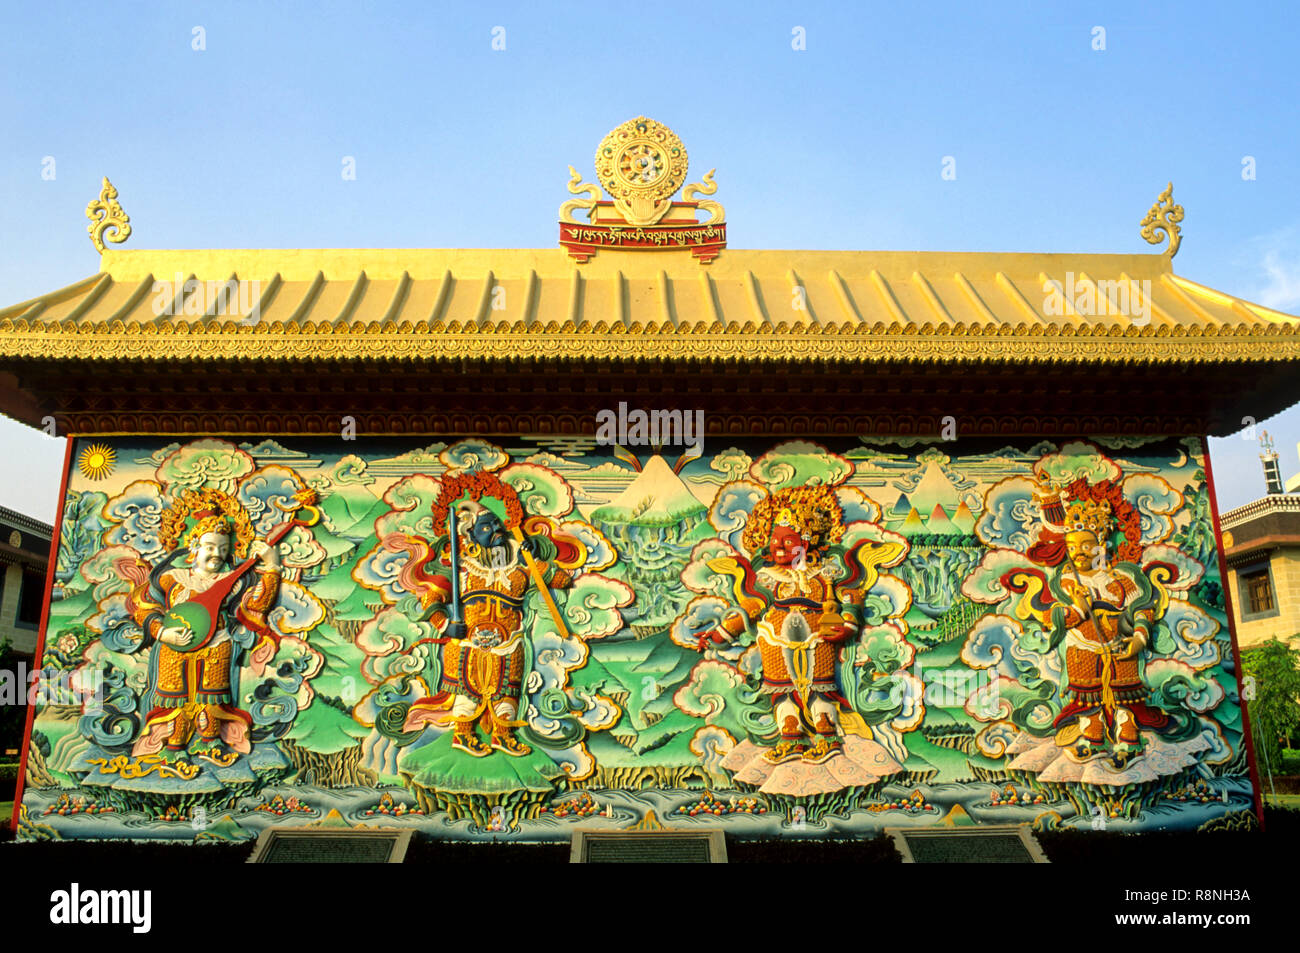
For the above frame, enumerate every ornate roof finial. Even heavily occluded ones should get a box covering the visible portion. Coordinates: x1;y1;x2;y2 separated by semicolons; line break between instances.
683;169;725;226
86;177;131;255
1140;182;1183;258
558;117;727;263
559;166;602;225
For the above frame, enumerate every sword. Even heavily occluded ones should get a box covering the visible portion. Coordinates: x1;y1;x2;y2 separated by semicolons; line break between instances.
448;503;462;625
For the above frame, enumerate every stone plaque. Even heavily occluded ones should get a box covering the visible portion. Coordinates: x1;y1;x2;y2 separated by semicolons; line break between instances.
886;825;1048;864
248;828;412;864
571;830;727;863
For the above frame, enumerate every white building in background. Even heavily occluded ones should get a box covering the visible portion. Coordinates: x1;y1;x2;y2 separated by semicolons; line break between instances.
0;505;52;656
1221;434;1300;649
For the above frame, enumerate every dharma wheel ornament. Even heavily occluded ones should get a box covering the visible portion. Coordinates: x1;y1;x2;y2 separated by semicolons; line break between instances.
559;117;727;263
595;117;689;226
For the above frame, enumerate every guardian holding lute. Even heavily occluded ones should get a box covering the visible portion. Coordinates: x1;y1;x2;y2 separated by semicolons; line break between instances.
126;487;320;757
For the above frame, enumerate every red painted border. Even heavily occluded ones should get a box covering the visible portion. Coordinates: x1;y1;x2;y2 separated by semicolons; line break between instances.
1202;435;1268;830
9;435;73;832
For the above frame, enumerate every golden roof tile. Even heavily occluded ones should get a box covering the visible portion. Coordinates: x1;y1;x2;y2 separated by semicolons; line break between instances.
0;247;1296;365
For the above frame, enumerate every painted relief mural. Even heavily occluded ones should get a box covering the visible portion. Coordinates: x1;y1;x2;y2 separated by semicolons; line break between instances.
15;434;1254;841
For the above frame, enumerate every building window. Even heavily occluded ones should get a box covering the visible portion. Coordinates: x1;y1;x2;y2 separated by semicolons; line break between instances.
16;569;44;626
1246;570;1275;614
1238;562;1279;621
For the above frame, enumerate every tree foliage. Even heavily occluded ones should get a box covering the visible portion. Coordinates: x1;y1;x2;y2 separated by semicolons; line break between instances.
1241;637;1300;772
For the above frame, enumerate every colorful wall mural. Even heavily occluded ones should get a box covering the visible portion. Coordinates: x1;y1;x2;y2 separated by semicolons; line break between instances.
14;433;1256;842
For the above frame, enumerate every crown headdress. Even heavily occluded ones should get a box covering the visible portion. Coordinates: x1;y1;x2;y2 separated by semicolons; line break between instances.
774;506;800;530
158;487;255;558
743;486;844;556
1027;472;1143;566
431;469;524;538
1063;499;1112;536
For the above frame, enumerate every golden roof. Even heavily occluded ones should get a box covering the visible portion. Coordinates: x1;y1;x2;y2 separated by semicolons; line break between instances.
1;246;1297;365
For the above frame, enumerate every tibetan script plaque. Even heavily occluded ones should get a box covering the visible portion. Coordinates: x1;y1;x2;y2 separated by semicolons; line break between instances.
248;829;413;864
571;830;727;863
887;825;1049;864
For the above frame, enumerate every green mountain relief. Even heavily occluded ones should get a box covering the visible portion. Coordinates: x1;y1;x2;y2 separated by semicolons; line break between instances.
318;484;386;538
288;698;369;754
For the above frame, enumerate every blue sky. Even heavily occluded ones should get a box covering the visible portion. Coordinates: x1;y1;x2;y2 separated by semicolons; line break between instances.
2;0;1299;521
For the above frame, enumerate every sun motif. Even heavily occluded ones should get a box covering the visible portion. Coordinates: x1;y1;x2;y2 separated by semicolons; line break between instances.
78;443;116;480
